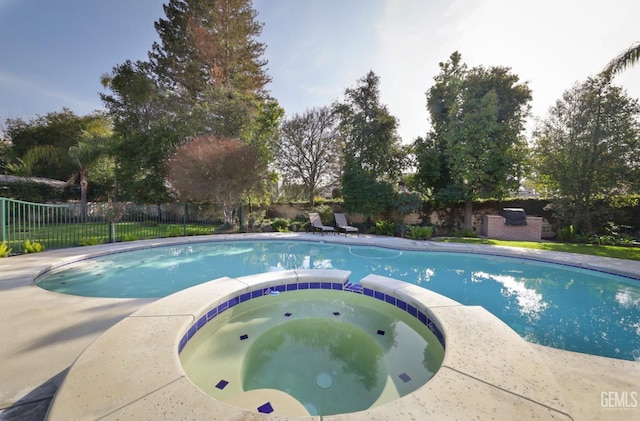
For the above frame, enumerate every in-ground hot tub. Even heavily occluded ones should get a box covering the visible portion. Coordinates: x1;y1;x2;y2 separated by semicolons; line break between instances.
179;287;444;416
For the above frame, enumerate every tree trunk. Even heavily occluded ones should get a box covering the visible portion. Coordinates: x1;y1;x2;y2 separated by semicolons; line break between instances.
463;199;473;231
308;189;315;207
80;167;88;221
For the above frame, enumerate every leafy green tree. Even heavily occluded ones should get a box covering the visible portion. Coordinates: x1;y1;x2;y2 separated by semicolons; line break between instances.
334;71;406;217
274;107;341;206
415;52;532;230
100;60;180;202
4;110;113;205
532;76;640;233
101;0;280;203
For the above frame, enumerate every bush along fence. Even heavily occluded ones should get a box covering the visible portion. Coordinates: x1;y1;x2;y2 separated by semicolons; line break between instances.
0;198;235;254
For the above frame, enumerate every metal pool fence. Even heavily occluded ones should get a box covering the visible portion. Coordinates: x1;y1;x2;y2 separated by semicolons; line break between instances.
0;198;231;254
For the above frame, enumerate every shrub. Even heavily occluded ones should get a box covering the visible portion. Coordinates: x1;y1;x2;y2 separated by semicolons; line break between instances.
122;233;141;242
450;229;478;238
374;220;397;236
79;237;103;246
407;225;433;240
271;218;291;232
23;239;45;253
165;227;182;237
0;241;12;257
310;204;334;225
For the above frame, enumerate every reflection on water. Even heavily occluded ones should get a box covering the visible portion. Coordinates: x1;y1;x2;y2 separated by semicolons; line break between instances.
472;271;549;320
242;318;386;415
37;241;640;361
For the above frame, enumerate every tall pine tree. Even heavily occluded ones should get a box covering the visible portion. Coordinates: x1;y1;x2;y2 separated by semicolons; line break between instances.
149;0;270;99
102;0;281;202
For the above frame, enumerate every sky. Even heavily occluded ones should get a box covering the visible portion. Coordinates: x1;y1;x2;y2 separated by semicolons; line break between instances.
0;0;639;143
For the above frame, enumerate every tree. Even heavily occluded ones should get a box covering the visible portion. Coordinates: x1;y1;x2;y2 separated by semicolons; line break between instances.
415;52;532;230
149;0;270;99
166;135;266;224
334;71;406;217
274;107;341;206
100;60;180;202
532;76;640;232
101;0;280;203
5;110;113;205
602;41;640;78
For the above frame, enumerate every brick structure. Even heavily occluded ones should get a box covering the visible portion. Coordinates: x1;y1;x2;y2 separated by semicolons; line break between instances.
482;214;543;241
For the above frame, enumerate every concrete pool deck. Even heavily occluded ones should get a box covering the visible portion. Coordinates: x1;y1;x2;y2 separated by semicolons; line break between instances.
0;232;638;420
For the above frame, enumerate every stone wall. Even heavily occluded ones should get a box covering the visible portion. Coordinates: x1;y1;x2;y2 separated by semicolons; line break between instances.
267;203;552;240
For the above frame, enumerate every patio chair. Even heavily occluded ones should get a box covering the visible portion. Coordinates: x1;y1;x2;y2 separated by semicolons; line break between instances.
335;213;358;236
308;212;335;235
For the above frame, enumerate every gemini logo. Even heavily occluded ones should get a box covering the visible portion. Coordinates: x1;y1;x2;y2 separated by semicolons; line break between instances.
601;391;638;410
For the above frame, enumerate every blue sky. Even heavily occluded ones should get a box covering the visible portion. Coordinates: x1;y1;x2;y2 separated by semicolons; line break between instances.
1;0;639;143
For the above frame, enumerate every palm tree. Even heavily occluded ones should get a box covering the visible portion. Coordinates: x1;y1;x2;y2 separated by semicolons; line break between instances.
602;41;640;78
21;129;109;211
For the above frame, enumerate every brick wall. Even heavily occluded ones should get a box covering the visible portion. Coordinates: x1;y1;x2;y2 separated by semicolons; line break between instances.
482;215;542;241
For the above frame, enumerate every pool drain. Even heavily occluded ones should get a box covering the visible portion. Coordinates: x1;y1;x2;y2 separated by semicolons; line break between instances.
315;372;333;390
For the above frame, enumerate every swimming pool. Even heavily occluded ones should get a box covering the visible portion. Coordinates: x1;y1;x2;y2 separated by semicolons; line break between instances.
36;239;640;361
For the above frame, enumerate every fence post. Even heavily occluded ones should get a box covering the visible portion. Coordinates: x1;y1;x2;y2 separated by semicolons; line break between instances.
183;203;187;236
1;197;5;242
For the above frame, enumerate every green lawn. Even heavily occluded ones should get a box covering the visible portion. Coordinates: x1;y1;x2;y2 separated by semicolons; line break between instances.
435;237;640;261
4;222;216;251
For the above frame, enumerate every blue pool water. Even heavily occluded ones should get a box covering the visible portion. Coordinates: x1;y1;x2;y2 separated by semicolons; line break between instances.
36;240;640;361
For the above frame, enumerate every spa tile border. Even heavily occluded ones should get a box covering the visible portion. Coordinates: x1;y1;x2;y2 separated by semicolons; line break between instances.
178;280;445;354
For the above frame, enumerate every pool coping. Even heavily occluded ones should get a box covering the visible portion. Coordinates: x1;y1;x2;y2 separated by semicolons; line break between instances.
46;269;574;420
1;232;638;420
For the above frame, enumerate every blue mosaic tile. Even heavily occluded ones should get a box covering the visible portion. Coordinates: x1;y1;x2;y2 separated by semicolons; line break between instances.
240;334;249;341
187;324;197;340
217;301;229;315
178;281;448;356
396;299;407;311
178;334;188;353
257;402;274;414
228;297;239;308
399;373;411;383
418;312;427;325
207;308;218;320
216;380;229;390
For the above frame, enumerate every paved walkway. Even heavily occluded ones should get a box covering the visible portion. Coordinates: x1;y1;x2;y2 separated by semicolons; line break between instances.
0;234;638;420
